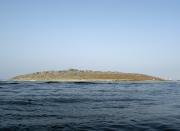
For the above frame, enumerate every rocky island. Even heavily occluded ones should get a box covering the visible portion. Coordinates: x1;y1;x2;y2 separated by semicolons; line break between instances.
11;69;163;81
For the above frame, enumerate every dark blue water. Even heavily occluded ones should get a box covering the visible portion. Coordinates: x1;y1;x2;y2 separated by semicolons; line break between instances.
0;81;180;131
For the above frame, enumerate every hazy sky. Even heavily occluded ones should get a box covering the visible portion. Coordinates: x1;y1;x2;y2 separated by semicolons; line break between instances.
0;0;180;80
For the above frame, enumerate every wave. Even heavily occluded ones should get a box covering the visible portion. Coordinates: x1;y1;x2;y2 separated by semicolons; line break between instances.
0;100;37;106
0;81;20;85
39;97;153;104
0;121;178;131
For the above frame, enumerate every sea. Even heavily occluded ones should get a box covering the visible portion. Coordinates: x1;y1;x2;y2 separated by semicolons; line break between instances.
0;81;180;131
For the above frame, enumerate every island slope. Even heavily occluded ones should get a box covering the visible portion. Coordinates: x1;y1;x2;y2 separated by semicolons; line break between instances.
10;69;163;81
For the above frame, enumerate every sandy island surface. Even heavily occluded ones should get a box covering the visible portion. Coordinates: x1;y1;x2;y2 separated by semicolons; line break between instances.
11;69;163;81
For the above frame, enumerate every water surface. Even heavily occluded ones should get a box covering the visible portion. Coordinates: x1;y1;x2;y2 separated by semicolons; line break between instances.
0;81;180;131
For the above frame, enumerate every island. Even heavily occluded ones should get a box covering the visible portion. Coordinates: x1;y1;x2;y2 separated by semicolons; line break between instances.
11;69;163;81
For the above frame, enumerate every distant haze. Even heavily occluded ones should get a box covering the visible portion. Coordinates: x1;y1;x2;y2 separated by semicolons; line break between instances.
0;0;180;80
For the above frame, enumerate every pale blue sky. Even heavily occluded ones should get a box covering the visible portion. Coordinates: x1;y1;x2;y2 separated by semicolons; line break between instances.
0;0;180;80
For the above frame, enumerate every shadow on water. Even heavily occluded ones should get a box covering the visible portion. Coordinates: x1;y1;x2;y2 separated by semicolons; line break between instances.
43;81;120;85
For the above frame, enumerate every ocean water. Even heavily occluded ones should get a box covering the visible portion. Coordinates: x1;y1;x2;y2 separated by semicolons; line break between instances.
0;81;180;131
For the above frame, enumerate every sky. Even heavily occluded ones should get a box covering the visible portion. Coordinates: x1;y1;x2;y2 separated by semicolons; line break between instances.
0;0;180;80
